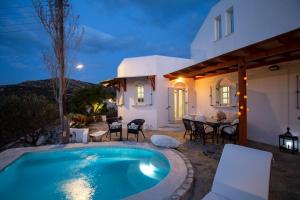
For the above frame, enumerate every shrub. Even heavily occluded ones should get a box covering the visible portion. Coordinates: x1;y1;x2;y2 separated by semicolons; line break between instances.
0;94;59;147
68;113;87;123
68;85;115;116
106;107;118;118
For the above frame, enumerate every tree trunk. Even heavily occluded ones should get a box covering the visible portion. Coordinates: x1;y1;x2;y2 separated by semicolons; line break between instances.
57;0;69;143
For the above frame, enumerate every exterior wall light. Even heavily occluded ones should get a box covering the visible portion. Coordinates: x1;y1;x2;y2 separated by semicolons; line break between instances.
279;128;298;154
176;77;184;83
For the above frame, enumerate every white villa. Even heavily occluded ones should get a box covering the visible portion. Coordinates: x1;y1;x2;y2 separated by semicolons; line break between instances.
102;0;300;147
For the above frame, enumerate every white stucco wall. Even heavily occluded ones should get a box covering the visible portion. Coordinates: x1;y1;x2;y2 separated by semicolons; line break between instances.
118;77;158;129
117;56;196;129
113;0;300;145
118;55;195;77
191;0;300;61
195;60;300;146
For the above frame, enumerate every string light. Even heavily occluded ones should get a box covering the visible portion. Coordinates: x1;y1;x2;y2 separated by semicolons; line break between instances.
236;91;240;96
240;106;244;110
237;112;242;116
176;77;183;83
244;76;248;80
244;95;248;99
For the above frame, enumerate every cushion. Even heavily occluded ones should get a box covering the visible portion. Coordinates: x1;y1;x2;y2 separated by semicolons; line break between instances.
128;123;139;130
109;122;122;129
151;135;182;148
204;125;214;133
223;126;235;135
231;118;239;125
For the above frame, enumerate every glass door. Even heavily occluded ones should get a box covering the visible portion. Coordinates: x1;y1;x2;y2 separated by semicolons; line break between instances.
174;88;185;120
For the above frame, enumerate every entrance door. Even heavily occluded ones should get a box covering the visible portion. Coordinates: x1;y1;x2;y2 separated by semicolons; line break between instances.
168;88;175;122
168;86;187;122
174;88;186;120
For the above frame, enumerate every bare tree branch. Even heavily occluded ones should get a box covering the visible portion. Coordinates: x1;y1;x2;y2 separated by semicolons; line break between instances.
33;0;84;143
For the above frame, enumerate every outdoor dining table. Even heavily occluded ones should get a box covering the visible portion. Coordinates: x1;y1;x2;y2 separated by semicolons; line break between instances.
205;119;231;144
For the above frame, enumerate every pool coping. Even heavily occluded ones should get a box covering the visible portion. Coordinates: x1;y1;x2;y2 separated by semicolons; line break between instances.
0;142;194;200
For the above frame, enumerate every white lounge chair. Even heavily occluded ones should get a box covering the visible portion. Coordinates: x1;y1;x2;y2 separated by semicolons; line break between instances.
202;144;273;200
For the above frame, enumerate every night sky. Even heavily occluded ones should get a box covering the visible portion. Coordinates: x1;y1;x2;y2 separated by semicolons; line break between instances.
0;0;218;85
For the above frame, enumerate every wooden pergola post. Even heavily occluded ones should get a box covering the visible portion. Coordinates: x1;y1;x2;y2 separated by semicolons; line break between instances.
238;61;247;145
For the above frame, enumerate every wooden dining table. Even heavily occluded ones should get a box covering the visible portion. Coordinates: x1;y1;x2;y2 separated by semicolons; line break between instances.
205;119;231;144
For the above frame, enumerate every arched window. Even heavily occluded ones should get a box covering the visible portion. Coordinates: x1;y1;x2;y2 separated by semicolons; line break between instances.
220;86;230;106
136;83;145;104
215;78;234;107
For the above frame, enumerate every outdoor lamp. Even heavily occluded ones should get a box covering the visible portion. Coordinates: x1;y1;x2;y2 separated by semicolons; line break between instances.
279;127;299;154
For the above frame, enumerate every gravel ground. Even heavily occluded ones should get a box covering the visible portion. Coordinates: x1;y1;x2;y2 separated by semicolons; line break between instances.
88;122;300;200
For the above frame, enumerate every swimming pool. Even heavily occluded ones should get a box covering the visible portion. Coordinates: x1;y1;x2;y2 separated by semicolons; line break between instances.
0;147;170;200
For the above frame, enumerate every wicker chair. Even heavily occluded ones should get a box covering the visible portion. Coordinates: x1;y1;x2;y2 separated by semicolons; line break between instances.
193;120;214;145
106;117;122;141
221;119;239;144
127;119;145;142
182;118;194;140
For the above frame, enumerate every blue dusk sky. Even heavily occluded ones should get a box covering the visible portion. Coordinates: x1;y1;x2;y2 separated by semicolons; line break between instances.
0;0;219;85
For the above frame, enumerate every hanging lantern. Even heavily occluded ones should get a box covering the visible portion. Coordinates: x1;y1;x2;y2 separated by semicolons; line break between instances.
279;127;299;154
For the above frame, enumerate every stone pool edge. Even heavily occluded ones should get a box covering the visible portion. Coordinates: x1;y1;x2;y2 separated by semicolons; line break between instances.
0;142;194;200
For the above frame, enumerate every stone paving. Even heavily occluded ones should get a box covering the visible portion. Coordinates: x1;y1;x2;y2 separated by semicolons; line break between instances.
89;122;300;200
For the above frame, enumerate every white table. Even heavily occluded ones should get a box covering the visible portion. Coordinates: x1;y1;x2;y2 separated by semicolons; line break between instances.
90;131;107;142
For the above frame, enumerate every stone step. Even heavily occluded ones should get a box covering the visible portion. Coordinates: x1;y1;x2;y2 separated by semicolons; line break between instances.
158;126;185;132
166;124;183;128
166;122;184;128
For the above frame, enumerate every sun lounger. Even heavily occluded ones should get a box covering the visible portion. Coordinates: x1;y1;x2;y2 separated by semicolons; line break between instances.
202;144;273;200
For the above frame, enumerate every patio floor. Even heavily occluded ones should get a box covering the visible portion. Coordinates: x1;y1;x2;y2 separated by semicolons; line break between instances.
88;122;300;200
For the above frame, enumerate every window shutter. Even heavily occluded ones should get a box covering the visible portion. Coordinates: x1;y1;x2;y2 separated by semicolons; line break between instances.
168;87;175;122
215;85;220;106
134;84;138;105
185;89;189;114
117;92;124;106
146;90;153;106
142;84;151;106
229;84;237;107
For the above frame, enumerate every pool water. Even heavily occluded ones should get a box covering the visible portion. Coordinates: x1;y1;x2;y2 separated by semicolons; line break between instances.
0;147;170;200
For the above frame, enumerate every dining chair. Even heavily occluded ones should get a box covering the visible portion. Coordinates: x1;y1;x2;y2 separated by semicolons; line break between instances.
193;120;214;145
182;118;194;140
127;119;145;142
221;119;239;144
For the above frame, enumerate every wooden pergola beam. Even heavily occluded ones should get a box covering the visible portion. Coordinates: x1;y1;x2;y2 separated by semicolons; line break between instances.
238;61;247;145
245;40;300;62
248;54;300;69
164;29;300;79
148;75;156;91
177;61;238;78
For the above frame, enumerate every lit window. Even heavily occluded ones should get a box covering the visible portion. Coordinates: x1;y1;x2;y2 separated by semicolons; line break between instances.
220;86;230;106
226;7;234;35
214;15;222;40
136;84;144;104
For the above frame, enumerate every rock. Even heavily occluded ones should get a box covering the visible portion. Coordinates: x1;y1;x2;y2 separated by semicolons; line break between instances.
36;134;49;146
26;134;33;143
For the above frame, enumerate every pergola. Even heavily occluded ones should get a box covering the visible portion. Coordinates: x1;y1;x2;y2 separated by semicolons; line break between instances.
164;28;300;145
101;75;156;92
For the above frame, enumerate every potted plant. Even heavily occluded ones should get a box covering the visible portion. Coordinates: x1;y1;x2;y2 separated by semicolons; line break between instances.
68;113;89;143
90;102;106;122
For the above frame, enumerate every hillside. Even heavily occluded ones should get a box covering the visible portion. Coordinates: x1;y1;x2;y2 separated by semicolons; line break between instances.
0;78;97;101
